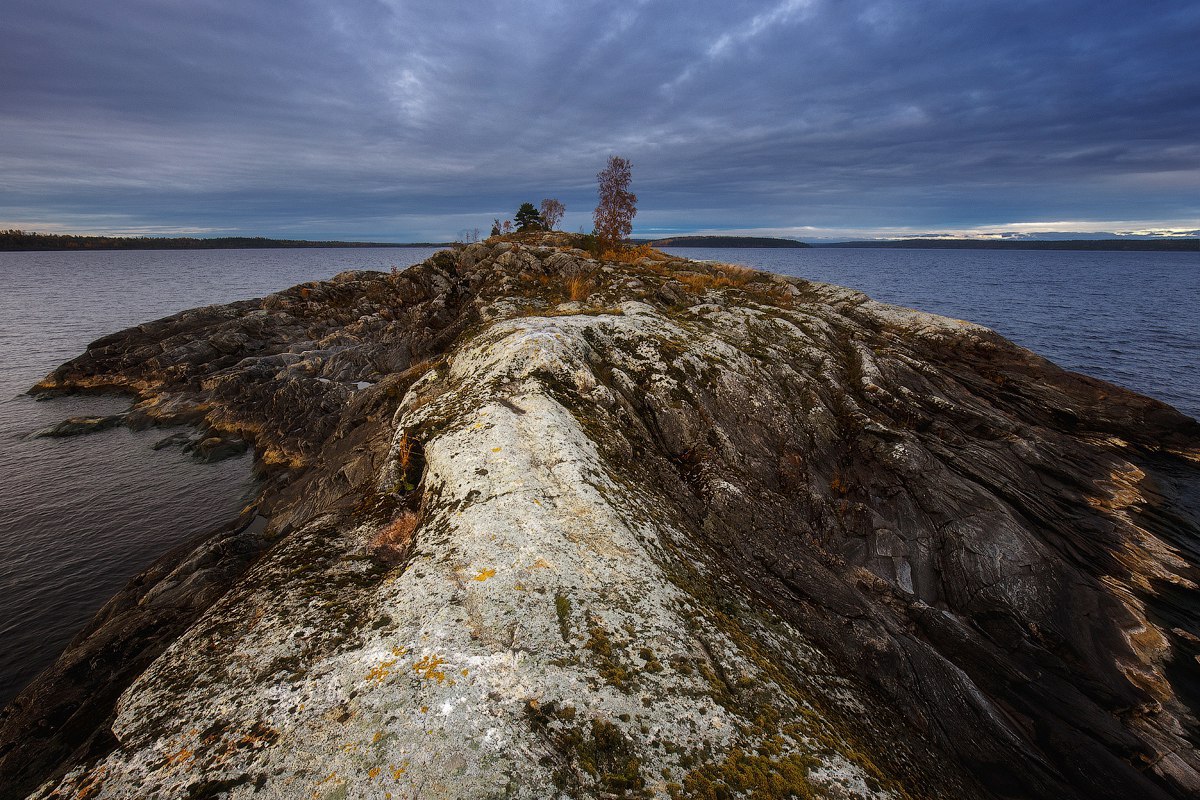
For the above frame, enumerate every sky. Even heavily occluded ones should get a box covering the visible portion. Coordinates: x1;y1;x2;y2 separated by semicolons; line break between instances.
2;0;1198;241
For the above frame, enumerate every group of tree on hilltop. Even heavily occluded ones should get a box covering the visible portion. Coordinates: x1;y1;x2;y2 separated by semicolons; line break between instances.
491;198;567;236
490;155;637;254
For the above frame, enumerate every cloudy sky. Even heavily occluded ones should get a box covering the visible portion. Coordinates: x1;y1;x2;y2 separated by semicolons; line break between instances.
3;0;1198;241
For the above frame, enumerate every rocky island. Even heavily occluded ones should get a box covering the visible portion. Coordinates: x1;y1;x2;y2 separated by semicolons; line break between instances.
2;232;1197;799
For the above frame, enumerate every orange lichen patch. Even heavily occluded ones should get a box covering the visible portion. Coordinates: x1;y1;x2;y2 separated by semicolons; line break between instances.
391;645;408;657
1087;462;1146;513
372;511;418;563
460;668;470;676
472;567;496;582
532;558;552;569
392;765;408;780
366;658;398;684
236;721;279;750
368;767;381;780
164;745;194;768
413;654;448;683
71;765;108;800
1169;447;1200;464
313;771;342;797
372;730;384;744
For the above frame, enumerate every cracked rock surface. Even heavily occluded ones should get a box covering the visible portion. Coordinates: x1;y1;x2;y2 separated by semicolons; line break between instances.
2;232;1198;799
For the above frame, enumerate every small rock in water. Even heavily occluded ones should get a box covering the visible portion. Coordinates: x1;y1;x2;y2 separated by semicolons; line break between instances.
151;431;194;450
30;414;124;438
185;435;248;463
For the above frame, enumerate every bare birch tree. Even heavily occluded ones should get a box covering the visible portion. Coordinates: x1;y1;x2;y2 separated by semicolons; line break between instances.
593;156;636;252
539;198;565;230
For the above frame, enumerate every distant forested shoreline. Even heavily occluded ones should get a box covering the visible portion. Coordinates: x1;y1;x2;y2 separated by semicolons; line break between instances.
5;229;1194;253
0;231;445;251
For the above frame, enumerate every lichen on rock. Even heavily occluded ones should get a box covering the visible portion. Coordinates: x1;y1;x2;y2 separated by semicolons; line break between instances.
4;231;1199;800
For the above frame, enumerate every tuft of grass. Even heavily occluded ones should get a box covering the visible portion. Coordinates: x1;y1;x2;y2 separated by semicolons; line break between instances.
601;243;658;264
675;263;757;294
567;275;594;301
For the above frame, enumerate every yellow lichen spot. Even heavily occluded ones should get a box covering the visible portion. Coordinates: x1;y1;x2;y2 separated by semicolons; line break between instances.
514;582;527;591
532;558;551;569
532;498;542;507
420;705;429;713
472;567;496;582
366;658;398;684
461;668;469;676
341;742;359;753
414;654;448;683
390;645;408;657
393;766;407;780
372;730;384;744
491;447;502;452
368;767;381;780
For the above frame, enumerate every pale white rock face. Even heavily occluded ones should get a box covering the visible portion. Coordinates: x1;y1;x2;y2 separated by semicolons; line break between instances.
37;308;898;800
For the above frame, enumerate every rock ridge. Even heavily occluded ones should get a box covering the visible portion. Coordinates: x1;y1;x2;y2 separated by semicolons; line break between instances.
2;232;1198;799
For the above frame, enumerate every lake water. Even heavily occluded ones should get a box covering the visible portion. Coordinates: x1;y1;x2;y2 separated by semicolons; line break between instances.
0;247;439;705
0;245;1196;706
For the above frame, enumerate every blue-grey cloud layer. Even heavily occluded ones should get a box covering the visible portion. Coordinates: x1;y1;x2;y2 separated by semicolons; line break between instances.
3;0;1198;239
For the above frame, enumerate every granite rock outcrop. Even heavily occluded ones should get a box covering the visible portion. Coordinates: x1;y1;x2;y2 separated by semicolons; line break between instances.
3;233;1198;799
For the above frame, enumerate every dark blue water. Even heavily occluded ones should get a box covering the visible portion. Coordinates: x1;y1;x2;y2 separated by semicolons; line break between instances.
0;247;439;705
0;245;1195;707
664;247;1200;420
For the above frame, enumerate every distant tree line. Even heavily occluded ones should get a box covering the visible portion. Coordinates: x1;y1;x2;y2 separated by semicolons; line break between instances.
0;230;444;251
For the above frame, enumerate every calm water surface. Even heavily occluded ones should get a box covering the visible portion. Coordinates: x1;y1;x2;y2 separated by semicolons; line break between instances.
0;247;438;705
0;245;1196;705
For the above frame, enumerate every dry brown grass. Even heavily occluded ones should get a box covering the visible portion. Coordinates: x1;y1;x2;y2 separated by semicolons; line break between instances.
672;262;759;294
601;243;658;264
395;432;414;477
371;510;418;563
566;274;594;301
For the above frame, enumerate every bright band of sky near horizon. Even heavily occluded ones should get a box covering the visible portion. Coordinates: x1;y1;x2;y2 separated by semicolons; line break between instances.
2;0;1198;241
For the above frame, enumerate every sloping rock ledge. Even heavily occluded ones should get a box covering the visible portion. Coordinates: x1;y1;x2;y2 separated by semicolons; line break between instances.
2;232;1198;800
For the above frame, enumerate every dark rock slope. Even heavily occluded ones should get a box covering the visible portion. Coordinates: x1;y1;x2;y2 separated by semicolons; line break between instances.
2;233;1198;799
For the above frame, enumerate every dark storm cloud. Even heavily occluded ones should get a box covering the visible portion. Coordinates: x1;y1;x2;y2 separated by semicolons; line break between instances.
2;0;1198;239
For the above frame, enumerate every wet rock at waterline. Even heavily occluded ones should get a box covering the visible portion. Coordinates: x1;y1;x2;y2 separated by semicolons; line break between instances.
29;413;125;439
3;232;1198;800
